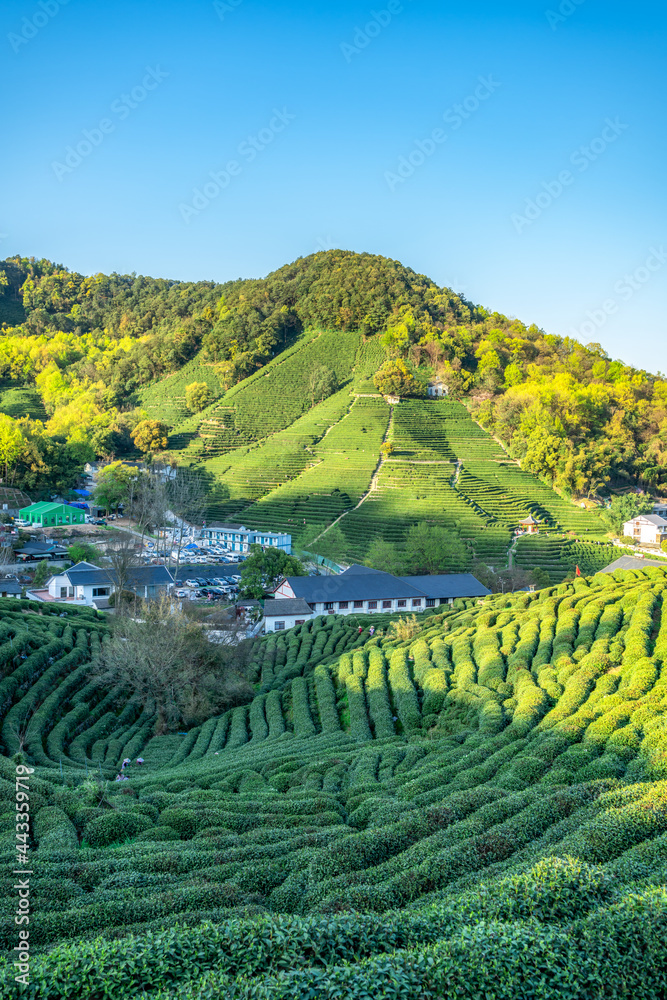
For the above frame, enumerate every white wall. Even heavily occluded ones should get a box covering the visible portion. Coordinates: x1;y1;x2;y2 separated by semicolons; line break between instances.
264;612;314;632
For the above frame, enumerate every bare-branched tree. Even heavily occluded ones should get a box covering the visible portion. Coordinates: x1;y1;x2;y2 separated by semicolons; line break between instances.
93;596;254;731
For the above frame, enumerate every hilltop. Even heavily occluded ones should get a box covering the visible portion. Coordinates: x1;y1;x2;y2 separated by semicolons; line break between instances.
1;565;667;997
0;250;665;568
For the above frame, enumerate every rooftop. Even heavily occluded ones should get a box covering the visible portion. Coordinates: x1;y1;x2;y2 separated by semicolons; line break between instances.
263;598;313;617
281;565;490;603
600;557;667;574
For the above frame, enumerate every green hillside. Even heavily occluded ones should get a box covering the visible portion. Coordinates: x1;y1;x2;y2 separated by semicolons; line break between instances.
160;355;603;563
1;248;665;567
2;567;667;997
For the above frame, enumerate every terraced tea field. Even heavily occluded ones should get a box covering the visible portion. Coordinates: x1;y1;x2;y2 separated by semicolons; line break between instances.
142;332;604;564
2;567;667;998
513;536;666;582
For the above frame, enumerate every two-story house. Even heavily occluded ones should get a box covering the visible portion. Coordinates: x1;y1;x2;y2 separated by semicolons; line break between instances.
623;514;667;546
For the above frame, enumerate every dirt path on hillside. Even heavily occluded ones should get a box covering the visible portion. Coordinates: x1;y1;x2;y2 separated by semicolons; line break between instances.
309;407;394;547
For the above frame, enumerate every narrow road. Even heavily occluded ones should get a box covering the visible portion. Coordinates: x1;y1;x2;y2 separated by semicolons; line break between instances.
310;407;394;547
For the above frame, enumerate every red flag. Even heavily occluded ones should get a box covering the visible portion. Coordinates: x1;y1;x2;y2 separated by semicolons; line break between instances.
575;565;581;577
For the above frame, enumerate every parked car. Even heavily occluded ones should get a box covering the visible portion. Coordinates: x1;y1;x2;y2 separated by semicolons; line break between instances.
184;579;199;588
174;589;189;598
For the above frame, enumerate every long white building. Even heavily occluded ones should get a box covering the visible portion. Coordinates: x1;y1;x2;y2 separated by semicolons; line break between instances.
267;564;489;628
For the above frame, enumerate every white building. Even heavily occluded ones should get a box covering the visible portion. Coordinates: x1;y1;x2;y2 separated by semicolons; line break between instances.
28;561;174;609
427;377;448;398
263;598;314;632
273;564;489;617
623;514;667;546
202;523;291;555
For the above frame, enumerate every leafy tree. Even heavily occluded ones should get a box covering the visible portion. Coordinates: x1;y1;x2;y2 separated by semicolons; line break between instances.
373;359;425;398
307;366;337;408
185;382;213;413
94;461;137;513
131;420;169;455
68;542;100;564
380;441;394;457
32;560;50;588
531;567;552;589
603;494;654;534
0;414;25;479
402;523;468;575
239;545;306;599
365;537;404;576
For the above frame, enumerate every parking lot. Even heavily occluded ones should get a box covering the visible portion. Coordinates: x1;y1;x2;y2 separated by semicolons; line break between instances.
172;563;243;602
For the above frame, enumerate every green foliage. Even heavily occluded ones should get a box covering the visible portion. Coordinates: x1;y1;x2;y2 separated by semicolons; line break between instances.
373;359;425;398
603;494;654;533
185;381;213;413
31;559;50;588
239;546;306;599
68;542;100;564
131;419;169;455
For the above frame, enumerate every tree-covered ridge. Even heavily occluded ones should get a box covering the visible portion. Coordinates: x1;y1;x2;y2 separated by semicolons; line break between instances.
0;249;665;498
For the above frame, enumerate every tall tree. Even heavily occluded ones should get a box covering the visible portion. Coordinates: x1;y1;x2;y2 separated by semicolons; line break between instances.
131;420;169;455
94;596;254;731
240;545;306;599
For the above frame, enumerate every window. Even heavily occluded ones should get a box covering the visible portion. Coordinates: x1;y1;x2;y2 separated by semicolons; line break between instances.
354;600;364;608
338;601;349;610
324;602;334;611
397;600;406;608
92;587;110;598
382;600;392;609
274;621;286;631
412;598;422;607
368;601;377;609
295;619;305;626
60;587;67;598
426;598;436;608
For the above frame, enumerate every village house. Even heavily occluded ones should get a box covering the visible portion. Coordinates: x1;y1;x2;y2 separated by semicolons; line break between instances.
27;561;174;609
201;523;292;555
262;598;314;633
427;376;448;398
15;541;69;562
270;564;489;625
623;514;667;546
0;579;22;599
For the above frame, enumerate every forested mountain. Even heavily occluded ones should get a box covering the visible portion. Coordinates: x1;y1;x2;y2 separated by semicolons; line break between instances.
0;249;665;503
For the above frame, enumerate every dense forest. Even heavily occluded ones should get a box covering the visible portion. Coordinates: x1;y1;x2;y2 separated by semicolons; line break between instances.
0;250;664;499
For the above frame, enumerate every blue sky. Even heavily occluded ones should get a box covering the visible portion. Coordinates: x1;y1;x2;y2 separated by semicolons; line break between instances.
1;0;665;371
